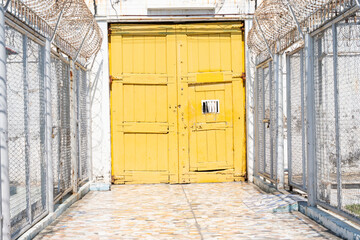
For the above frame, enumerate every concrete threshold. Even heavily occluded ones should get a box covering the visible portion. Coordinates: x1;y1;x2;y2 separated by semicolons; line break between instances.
18;182;90;240
254;175;360;240
90;182;111;191
253;176;281;194
298;201;360;240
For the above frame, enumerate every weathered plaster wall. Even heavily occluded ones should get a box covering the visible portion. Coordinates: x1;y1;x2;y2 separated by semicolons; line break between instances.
88;20;112;190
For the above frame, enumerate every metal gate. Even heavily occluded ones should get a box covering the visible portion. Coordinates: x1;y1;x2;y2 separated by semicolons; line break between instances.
6;24;48;238
255;60;277;182
51;55;72;202
286;49;307;191
77;67;89;185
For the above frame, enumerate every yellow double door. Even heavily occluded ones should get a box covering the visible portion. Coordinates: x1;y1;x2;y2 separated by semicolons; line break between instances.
110;22;246;184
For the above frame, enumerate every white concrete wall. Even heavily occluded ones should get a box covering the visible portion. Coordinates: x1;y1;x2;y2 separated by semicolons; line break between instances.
85;0;256;188
88;20;112;190
245;19;255;182
86;0;255;18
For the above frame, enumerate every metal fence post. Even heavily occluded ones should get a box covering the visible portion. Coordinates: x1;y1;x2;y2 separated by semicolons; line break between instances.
76;70;81;182
254;69;258;176
286;55;292;187
261;67;266;173
70;61;78;193
305;33;317;207
275;52;284;189
23;34;33;227
86;72;91;181
45;39;54;212
269;61;274;180
300;50;306;190
332;23;342;210
0;5;10;240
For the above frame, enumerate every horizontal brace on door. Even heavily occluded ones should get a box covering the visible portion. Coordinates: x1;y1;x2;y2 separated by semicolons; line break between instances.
191;122;232;131
112;74;171;85
186;81;234;86
192;127;231;131
183;74;240;84
192;168;229;172
116;123;174;133
186;168;234;172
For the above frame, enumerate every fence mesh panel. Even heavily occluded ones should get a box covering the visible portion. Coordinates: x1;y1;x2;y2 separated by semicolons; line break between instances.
79;69;88;182
27;36;47;221
6;24;28;236
314;27;338;208
256;61;277;182
51;57;61;200
6;25;48;237
270;61;277;180
59;60;72;195
256;67;264;174
264;65;271;176
288;50;307;190
336;18;360;218
51;56;72;201
74;67;80;182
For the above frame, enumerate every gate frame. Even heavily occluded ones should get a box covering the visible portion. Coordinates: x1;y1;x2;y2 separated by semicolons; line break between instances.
286;47;307;192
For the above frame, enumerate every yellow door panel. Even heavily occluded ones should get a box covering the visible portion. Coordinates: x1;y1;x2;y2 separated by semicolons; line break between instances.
110;25;178;184
123;133;169;171
110;22;246;184
178;22;246;183
188;83;233;171
187;33;232;73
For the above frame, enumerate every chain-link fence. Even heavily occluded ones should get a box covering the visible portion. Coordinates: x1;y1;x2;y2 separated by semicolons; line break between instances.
4;20;91;240
0;0;99;239
313;13;360;220
51;55;72;202
255;65;264;176
255;61;277;183
336;17;360;219
78;68;89;184
6;24;29;238
251;0;360;225
287;49;307;192
6;24;48;238
75;67;89;186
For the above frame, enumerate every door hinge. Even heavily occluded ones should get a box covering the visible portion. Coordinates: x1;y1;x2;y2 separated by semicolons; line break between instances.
234;173;246;178
109;75;114;90
112;175;126;184
240;72;246;82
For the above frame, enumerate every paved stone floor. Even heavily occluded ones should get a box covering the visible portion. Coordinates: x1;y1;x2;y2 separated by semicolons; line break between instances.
35;183;339;239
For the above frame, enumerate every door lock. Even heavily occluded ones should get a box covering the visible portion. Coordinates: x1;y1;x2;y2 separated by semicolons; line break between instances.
263;118;270;128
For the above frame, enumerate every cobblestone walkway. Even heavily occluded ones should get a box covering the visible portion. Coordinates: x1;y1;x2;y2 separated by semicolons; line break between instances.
35;183;339;239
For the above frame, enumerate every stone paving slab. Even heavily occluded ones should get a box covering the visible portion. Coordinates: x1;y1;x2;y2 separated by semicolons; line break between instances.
34;182;339;240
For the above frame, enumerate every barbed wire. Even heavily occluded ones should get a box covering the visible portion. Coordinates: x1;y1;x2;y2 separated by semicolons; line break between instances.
248;0;331;54
8;0;102;61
